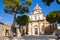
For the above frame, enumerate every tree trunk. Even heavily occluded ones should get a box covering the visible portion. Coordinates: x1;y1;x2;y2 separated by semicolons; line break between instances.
26;25;28;35
13;12;16;33
21;26;25;36
11;6;17;37
11;12;16;37
55;22;58;34
52;22;58;35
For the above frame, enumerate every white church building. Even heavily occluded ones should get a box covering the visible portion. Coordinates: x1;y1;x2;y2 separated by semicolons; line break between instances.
28;4;50;35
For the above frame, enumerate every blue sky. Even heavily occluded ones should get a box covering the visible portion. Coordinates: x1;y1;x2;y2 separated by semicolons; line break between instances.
0;0;60;25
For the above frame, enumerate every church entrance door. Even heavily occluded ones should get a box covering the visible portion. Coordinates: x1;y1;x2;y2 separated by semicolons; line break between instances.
34;28;39;35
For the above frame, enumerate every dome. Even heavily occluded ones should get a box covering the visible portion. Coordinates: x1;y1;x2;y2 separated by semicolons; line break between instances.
33;3;42;11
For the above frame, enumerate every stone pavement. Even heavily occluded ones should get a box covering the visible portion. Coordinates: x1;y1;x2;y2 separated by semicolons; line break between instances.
0;35;59;40
20;35;58;40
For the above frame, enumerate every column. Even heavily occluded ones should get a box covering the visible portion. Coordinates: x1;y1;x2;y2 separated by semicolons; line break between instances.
40;23;44;34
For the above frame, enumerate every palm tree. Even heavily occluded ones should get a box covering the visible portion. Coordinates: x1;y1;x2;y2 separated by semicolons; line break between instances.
16;15;30;36
3;0;32;36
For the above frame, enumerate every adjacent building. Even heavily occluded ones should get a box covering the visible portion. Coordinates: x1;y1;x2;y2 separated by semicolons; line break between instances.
0;22;11;36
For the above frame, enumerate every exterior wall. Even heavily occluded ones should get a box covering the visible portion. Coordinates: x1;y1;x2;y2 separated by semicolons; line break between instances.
0;24;11;36
57;26;60;29
28;23;31;35
0;24;3;36
43;17;50;28
28;22;40;35
31;22;39;35
28;17;50;35
28;4;50;35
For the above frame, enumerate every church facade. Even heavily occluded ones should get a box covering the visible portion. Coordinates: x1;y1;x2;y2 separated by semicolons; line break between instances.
28;4;50;35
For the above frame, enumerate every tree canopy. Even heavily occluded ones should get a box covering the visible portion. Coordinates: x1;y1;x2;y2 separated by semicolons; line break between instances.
3;0;32;14
42;0;60;6
3;0;32;35
16;14;30;36
44;24;55;35
46;10;60;23
16;15;30;26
